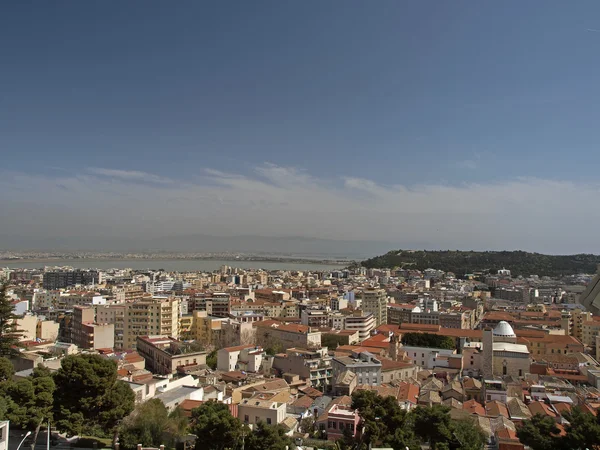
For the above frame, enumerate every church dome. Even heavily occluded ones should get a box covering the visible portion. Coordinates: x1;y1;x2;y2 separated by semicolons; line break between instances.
493;321;516;338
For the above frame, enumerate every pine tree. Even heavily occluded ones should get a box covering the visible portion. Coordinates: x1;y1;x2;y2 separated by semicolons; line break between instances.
0;283;22;358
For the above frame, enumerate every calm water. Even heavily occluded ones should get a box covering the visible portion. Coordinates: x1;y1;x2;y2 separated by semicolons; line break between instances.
0;259;345;272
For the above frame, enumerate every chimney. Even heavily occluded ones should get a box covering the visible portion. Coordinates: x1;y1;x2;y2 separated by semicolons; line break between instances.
137;445;142;450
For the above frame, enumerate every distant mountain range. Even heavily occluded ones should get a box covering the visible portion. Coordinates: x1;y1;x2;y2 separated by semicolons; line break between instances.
0;234;404;260
361;249;600;277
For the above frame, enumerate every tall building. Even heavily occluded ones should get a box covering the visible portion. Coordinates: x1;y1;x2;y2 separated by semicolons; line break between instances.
361;288;387;326
343;312;376;342
72;305;114;350
96;304;126;350
42;270;99;289
123;297;180;350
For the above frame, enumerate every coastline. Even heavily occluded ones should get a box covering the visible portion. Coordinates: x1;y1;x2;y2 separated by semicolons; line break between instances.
0;257;350;265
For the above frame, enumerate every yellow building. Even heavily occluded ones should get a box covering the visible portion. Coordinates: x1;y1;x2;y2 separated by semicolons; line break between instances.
582;320;600;347
179;314;193;337
123;297;180;350
189;311;223;346
571;309;592;342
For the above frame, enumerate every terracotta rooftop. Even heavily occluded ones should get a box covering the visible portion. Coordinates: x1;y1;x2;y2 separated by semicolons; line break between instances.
528;401;557;418
463;399;486;416
397;382;420;404
485;400;509;418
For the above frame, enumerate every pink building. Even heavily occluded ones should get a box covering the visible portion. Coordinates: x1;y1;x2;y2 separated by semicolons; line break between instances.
324;404;360;441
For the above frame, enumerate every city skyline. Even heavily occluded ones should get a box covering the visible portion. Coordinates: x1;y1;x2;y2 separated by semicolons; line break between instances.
2;2;600;253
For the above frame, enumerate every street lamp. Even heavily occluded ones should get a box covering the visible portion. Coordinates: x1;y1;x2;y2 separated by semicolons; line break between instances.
16;431;32;450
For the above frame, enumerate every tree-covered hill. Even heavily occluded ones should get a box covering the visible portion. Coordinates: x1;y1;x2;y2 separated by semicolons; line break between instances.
361;250;600;277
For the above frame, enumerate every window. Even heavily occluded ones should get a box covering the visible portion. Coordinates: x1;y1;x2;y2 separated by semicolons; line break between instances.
266;418;272;425
519;369;522;376
244;415;249;423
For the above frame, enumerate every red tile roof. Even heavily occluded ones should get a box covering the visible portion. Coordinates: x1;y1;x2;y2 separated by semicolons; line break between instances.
463;399;486;416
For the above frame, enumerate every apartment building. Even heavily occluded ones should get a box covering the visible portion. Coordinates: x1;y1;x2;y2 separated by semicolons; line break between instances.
332;351;382;386
439;311;471;329
136;335;207;375
272;347;333;392
361;288;387;326
124;297;180;349
239;399;286;426
96;304;126;349
571;309;592;342
301;309;329;327
114;284;146;302
193;296;230;318
72;305;114;350
255;321;321;349
343;312;376;342
185;310;224;345
387;303;413;325
330;297;349;311
582;320;600;347
42;270;99;289
32;290;60;309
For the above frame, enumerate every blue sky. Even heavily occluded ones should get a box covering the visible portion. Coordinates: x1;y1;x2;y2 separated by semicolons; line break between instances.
2;1;600;253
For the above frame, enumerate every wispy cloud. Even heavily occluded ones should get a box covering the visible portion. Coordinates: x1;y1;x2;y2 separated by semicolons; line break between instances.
1;163;600;253
87;167;173;185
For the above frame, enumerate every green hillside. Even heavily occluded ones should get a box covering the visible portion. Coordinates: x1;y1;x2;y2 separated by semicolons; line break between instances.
361;250;600;277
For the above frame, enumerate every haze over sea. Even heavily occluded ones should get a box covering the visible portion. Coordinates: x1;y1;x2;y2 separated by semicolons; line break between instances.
0;259;344;272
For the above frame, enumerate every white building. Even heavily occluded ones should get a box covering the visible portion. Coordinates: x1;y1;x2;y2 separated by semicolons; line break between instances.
12;300;29;316
0;421;8;450
401;346;457;370
239;399;287;426
343;312;376;342
217;344;264;372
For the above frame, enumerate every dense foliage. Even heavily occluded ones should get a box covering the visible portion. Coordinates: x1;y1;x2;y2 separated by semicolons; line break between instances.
53;354;135;437
118;399;188;450
321;333;349;350
244;421;293;450
190;401;246;450
401;332;456;350
361;249;600;277
347;390;486;450
0;360;56;448
0;283;22;357
188;401;293;450
517;409;600;450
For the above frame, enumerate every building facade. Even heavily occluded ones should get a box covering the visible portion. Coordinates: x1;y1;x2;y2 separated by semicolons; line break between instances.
136;335;207;375
361;289;387;326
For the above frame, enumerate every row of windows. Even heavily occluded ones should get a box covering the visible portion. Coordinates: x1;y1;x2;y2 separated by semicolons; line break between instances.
244;415;272;425
328;421;354;431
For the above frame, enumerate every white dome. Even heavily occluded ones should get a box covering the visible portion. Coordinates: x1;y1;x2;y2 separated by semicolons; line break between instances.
493;321;516;337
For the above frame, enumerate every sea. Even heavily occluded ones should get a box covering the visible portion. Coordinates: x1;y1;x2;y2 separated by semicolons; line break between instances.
0;259;346;272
